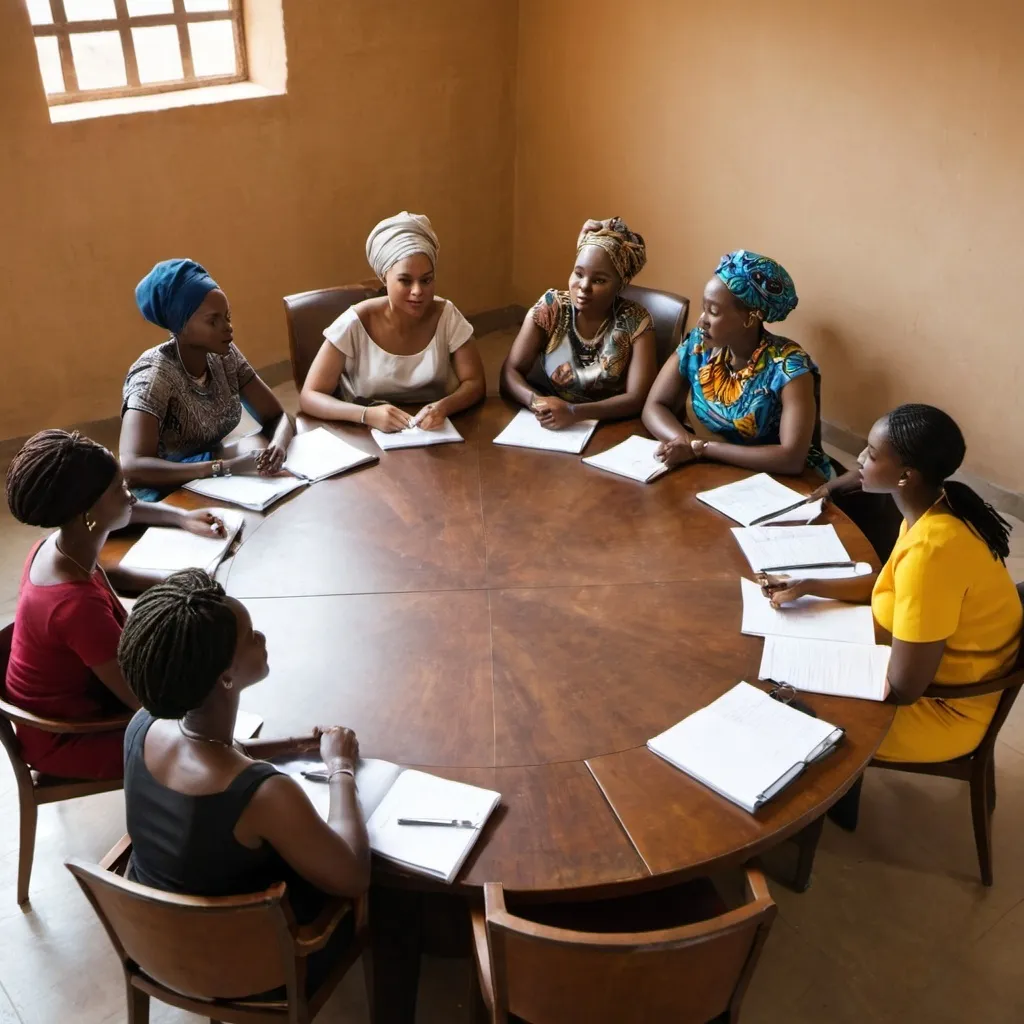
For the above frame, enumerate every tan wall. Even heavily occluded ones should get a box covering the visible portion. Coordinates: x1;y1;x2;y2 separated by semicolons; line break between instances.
0;0;517;439
513;0;1024;490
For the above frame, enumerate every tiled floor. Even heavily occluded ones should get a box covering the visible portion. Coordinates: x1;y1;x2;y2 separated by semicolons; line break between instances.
1;327;1022;1022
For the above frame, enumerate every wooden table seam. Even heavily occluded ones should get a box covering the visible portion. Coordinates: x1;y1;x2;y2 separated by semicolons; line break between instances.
584;758;654;878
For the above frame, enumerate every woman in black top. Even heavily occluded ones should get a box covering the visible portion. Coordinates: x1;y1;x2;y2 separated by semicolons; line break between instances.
118;568;370;990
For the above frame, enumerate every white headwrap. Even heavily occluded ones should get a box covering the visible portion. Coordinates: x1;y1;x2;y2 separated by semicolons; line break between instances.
365;211;439;282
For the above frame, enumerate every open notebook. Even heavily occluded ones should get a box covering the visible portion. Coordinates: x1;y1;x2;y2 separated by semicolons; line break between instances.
740;577;876;645
493;409;598;455
697;473;823;526
582;436;668;483
647;681;844;813
276;757;500;884
371;419;464;451
731;524;872;580
759;636;891;701
119;509;243;575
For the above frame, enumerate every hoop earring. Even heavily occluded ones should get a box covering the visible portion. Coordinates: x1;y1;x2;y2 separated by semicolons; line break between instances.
744;310;762;329
84;512;97;533
222;679;234;691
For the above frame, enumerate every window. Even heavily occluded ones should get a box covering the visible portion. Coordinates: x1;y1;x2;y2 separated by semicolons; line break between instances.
25;0;246;106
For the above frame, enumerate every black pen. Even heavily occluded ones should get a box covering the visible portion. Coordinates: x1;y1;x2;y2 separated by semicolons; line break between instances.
748;495;817;526
397;817;477;828
759;560;856;573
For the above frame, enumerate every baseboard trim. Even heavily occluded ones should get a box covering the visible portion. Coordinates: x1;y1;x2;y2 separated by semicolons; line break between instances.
468;304;526;336
822;421;1024;523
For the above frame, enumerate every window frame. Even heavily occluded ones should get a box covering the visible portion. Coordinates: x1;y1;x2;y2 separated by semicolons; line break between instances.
29;0;247;106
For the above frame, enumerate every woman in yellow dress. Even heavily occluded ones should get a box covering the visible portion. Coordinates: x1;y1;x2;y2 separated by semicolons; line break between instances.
763;403;1020;762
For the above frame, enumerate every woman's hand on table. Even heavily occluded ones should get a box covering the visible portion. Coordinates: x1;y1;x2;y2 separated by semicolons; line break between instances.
758;574;810;608
316;725;360;768
532;395;576;430
256;445;287;476
412;402;446;430
654;436;696;469
227;451;261;476
179;508;227;538
366;404;414;432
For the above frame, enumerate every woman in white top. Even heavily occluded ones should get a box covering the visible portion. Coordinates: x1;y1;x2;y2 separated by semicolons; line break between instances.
299;212;486;432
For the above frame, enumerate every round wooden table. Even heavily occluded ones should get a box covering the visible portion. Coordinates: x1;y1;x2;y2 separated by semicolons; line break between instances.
223;398;893;899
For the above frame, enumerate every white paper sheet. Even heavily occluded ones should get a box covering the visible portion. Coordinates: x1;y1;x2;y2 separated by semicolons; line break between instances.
648;681;843;813
366;769;500;883
582;435;669;483
740;577;876;645
118;510;243;574
183;473;307;511
283;427;378;482
758;636;890;701
275;757;404;823
492;409;598;455
696;473;822;526
371;418;464;451
730;524;869;579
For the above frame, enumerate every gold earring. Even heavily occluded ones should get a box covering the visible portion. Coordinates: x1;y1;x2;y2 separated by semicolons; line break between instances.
745;310;762;329
84;512;97;532
223;679;234;690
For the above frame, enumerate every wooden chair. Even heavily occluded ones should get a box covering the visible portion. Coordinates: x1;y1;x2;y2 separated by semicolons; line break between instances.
792;626;1024;890
67;835;369;1024
0;622;130;905
620;284;690;365
283;280;384;391
470;866;776;1024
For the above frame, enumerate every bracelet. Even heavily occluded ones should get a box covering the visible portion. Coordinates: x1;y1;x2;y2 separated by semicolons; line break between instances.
567;403;576;418
211;459;223;477
360;407;368;425
328;766;355;781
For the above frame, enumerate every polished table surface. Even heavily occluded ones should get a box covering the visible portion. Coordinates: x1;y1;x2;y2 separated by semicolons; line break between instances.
121;399;894;899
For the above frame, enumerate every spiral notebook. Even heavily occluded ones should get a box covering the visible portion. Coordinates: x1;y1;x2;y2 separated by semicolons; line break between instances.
647;682;844;813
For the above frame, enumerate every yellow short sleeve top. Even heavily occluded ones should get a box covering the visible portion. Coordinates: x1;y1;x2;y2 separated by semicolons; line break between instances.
871;509;1021;685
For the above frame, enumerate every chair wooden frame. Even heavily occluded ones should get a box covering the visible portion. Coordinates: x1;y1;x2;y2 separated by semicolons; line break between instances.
282;280;384;392
471;867;775;1024
67;836;369;1024
0;622;130;904
618;283;690;366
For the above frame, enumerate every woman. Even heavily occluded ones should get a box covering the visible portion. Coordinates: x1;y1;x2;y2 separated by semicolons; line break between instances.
643;250;832;478
120;259;295;499
299;212;486;432
117;568;369;994
500;217;656;430
763;404;1021;763
4;430;226;780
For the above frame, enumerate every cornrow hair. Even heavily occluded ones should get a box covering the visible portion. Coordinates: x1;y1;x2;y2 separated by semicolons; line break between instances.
118;568;238;719
6;429;117;528
886;403;1011;562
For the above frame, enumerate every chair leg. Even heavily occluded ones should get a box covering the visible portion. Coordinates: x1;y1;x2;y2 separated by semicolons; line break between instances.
790;814;825;893
126;979;149;1024
970;766;994;886
16;794;38;905
987;759;997;810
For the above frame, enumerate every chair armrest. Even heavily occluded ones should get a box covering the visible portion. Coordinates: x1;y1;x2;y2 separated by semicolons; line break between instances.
293;897;356;955
470;905;495;1013
0;699;133;735
742;863;773;906
100;834;133;875
924;670;1024;700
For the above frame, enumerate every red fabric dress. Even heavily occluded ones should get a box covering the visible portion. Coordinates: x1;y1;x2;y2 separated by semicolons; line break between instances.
5;540;129;780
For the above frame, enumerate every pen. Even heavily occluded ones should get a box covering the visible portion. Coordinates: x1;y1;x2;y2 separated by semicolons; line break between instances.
759;560;856;573
300;769;330;782
397;817;477;828
748;495;817;526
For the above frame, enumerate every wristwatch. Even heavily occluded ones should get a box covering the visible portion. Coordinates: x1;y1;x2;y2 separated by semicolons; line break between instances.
212;459;231;477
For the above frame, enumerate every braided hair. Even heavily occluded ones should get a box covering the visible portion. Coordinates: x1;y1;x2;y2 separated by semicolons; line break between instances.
118;568;238;719
885;404;1010;562
6;429;117;527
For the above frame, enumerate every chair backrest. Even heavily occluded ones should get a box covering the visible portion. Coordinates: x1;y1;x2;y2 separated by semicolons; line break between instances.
283;282;383;391
0;624;23;770
483;876;775;1024
619;284;690;365
66;858;301;1001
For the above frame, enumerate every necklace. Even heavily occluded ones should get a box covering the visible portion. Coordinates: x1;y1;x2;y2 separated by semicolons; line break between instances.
54;538;95;576
178;720;232;748
175;340;210;385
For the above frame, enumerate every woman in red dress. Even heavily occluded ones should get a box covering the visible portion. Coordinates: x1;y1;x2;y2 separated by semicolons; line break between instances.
4;429;226;779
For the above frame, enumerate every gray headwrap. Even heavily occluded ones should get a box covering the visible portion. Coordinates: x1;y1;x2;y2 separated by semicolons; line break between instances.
365;211;439;281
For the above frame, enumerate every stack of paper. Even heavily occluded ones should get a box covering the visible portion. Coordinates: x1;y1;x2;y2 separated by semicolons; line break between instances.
696;473;823;526
283;426;378;482
647;681;844;813
740;578;876;644
492;409;599;455
731;524;871;580
184;473;307;512
582;435;668;483
758;636;890;701
119;510;243;574
371;419;464;450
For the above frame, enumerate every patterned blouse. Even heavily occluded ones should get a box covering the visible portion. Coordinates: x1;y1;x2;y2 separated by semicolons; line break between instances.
676;328;834;479
531;289;652;402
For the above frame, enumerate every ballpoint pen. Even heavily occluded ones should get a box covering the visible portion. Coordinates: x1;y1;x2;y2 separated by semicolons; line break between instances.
758;560;856;573
748;495;817;526
397;817;477;828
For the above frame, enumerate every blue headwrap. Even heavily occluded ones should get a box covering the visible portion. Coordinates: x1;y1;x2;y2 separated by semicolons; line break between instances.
715;250;798;323
135;259;219;335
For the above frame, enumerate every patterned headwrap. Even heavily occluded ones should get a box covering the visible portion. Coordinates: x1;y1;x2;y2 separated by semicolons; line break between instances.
135;259;219;335
715;250;798;323
576;217;647;285
366;211;439;281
